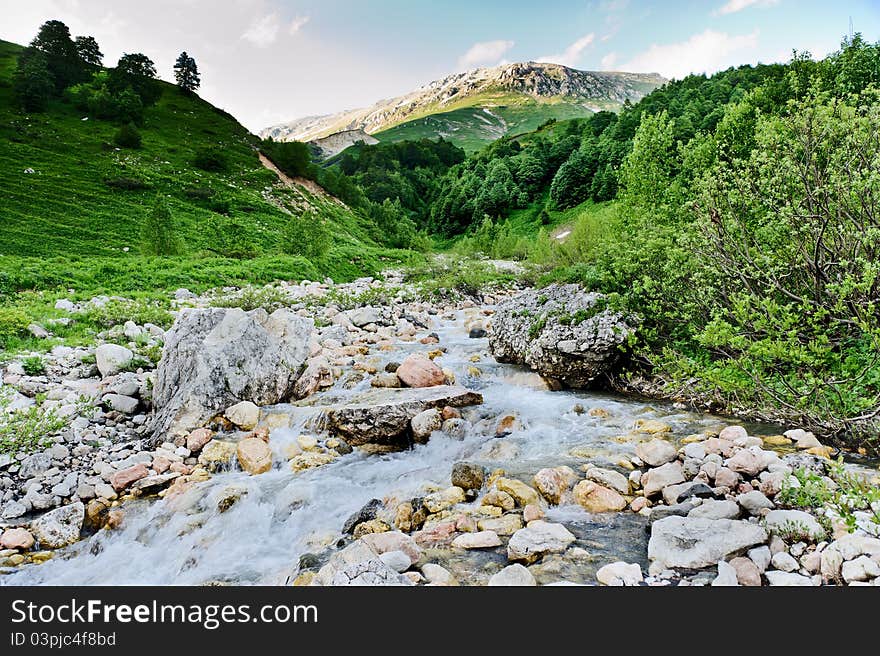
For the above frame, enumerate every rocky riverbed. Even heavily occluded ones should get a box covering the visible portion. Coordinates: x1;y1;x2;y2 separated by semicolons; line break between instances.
1;274;879;586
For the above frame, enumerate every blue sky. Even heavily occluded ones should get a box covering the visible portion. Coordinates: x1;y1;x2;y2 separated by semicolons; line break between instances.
2;0;878;131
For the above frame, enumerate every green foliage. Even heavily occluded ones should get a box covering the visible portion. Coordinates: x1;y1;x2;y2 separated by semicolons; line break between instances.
29;20;85;91
110;52;160;106
261;139;313;178
13;48;54;112
81;297;172;328
282;213;330;260
210;285;292;312
67;70;144;123
0;307;30;348
141;195;182;255
74;36;102;69
778;469;833;509
113;122;142;148
21;355;46;375
0;390;69;455
193;147;228;172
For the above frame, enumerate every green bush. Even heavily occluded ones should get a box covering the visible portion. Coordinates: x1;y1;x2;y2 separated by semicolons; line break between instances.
104;177;150;191
113;122;142;148
0;307;30;347
141;195;182;256
193;147;228;172
282;213;330;260
21;355;45;375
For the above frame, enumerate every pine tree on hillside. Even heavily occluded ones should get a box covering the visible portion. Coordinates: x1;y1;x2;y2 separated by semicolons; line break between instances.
173;51;200;94
13;49;54;112
74;36;103;69
111;53;161;105
141;195;182;256
30;20;84;90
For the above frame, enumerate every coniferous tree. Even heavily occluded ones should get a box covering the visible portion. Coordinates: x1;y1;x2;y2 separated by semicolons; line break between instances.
173;51;200;93
74;36;103;69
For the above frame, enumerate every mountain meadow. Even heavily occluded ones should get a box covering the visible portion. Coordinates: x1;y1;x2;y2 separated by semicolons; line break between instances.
2;21;880;458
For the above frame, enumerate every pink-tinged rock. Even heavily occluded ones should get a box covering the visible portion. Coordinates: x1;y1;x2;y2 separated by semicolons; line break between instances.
533;466;575;504
573;480;627;512
726;449;766;476
396;354;446;388
412;521;457;547
169;462;191;475
111;463;149;492
152;456;171;474
523;504;544;522
719;426;748;442
704;437;735;457
452;530;502;549
186;428;214;453
360;531;422;565
0;527;35;550
714;467;740;488
455;515;478;533
730;556;762;586
630;497;649;512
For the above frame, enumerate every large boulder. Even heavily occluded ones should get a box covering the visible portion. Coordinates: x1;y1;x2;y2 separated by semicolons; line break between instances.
311;540;413;586
648;516;768;569
323;386;482;448
396;354;446;388
150;308;313;443
489;285;636;387
30;502;85;549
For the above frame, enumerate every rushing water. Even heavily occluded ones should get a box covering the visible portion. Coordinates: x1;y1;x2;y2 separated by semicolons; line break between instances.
0;310;801;586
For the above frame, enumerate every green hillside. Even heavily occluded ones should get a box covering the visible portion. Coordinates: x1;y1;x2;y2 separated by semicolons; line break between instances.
0;38;407;290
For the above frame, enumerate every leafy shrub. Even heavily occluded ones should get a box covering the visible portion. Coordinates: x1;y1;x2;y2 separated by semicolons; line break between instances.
0;391;69;455
21;356;46;375
193;147;228;172
113;122;142;148
104;177;150;191
82;298;172;328
0;307;30;347
282;213;330;260
141;195;182;256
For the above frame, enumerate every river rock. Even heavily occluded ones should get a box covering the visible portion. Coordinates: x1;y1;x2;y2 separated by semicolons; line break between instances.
489;284;636;387
360;531;422;565
312;540;413;586
711;560;739;586
185;428;213;453
584;467;630;495
421;563;457;586
596;561;643;586
451;462;485;492
378;551;411;573
784;428;823;450
150;307;312;442
110;463;149;491
453;530;502;549
495;478;541;508
103;394;138;414
648;517;768;569
765;571;814;586
843;555;880;583
507;521;576;563
642;461;685;497
488;563;536;586
737;490;774;516
324;386;482;448
573;480;627;512
730;556;762;586
197;440;237;471
95;344;134;378
423;486;465;513
411;408;442;442
477;514;523;536
533;467;576;504
726;447;776;477
636;438;677;467
0;528;35;550
225;401;260;430
30;502;84;549
687;499;740;520
764;509;826;541
293;357;334;400
236;437;272;475
396;354;445;388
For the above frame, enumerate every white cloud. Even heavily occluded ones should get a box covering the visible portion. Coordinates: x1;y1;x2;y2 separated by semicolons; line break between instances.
536;33;595;67
289;15;309;34
624;29;759;79
458;39;515;68
241;12;281;47
715;0;779;15
600;52;618;69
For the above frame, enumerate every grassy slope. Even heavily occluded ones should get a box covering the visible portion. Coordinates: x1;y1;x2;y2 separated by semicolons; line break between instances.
0;40;410;290
372;88;597;152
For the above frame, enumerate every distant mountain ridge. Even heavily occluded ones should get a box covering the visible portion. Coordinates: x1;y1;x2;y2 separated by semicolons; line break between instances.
262;61;666;146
